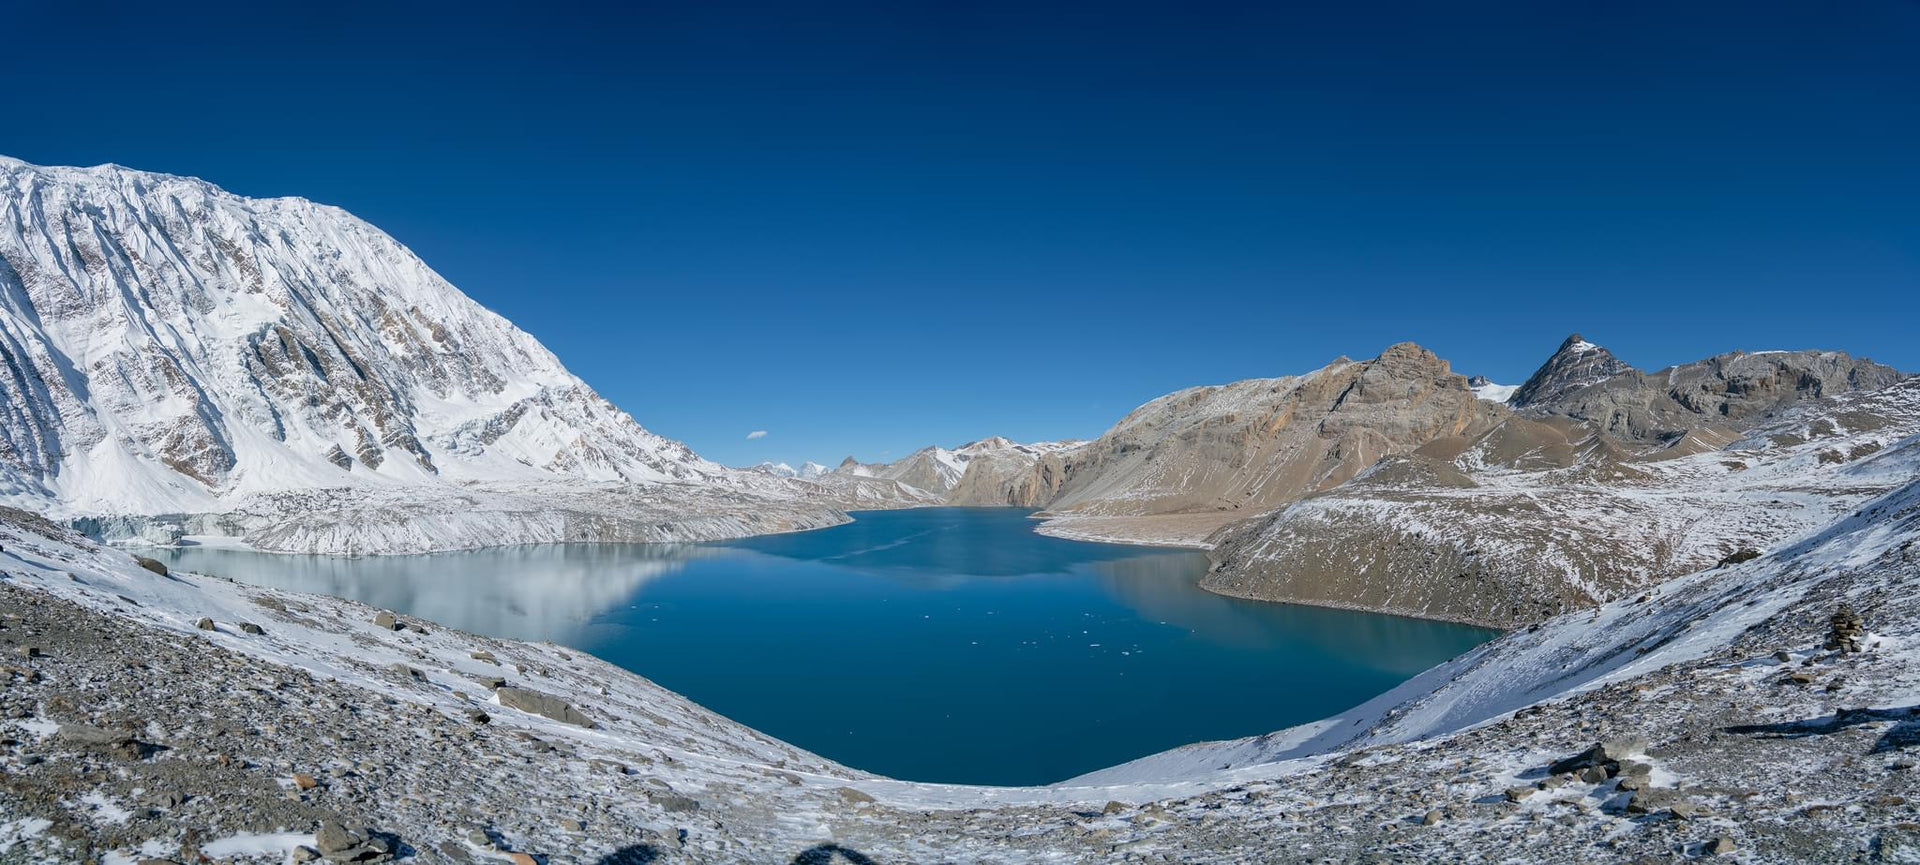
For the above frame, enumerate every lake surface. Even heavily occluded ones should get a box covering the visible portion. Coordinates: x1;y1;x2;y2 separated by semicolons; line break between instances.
159;507;1496;786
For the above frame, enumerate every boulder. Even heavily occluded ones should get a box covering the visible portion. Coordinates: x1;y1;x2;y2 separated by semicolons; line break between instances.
314;822;362;855
495;686;595;728
372;612;401;631
132;555;168;576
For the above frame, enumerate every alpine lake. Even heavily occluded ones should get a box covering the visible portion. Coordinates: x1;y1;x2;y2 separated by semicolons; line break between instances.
158;507;1496;786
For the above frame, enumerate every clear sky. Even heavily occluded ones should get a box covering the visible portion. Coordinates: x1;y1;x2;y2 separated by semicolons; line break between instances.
4;1;1916;468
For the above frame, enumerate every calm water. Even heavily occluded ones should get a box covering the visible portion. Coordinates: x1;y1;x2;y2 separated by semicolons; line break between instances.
159;508;1495;785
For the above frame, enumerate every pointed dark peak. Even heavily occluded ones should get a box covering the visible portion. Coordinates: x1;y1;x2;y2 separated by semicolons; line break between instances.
837;455;860;469
1508;333;1635;409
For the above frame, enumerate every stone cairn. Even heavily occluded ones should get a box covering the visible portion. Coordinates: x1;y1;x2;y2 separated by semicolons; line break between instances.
1825;604;1865;654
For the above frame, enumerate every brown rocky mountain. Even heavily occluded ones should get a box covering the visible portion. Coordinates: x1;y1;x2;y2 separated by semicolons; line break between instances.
1030;342;1507;543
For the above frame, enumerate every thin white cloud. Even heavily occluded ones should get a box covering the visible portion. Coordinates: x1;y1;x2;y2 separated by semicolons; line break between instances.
746;430;768;440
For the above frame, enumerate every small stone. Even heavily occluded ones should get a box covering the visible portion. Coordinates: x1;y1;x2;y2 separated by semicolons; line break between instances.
1580;766;1609;784
466;829;493;848
391;663;425;682
1706;836;1736;856
133;555;168;576
196;618;216;631
293;773;319;790
239;622;265;635
373;612;401;631
1102;800;1127;815
1773;650;1792;662
1788;672;1816;685
1421;809;1443;826
479;676;507;691
1504;787;1534;803
1616;775;1645;792
837;786;877;806
559;817;584;832
291;846;320;863
1670;801;1701;820
508;854;538;865
465;709;490;725
1890;760;1916;771
471;650;498;664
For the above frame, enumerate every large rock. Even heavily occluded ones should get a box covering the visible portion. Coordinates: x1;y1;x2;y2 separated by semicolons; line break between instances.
495;686;596;728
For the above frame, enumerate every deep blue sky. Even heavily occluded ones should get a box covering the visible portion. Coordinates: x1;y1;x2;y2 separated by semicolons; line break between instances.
5;1;1917;467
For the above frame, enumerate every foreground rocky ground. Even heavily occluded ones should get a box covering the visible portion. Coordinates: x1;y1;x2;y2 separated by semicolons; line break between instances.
1;451;1917;862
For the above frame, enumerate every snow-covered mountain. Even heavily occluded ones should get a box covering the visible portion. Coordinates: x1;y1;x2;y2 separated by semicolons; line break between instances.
749;460;832;480
1466;375;1518;404
0;156;915;551
0;156;727;512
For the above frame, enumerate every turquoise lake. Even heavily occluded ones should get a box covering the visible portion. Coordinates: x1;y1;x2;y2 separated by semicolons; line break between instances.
158;507;1496;786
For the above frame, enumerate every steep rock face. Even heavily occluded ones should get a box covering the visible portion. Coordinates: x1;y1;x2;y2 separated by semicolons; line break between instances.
1037;342;1506;522
0;156;725;518
1511;334;1905;444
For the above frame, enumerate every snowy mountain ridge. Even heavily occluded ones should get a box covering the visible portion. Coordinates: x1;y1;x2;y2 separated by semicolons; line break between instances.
0;156;923;552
